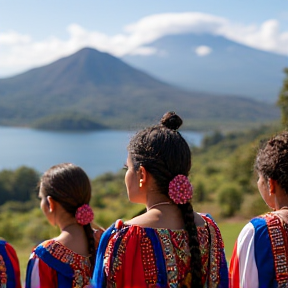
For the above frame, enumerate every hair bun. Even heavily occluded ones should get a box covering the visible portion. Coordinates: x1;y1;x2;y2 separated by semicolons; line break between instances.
160;111;183;130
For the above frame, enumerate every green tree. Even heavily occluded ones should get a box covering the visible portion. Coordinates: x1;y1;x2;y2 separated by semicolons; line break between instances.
218;183;243;217
277;68;288;127
0;167;39;204
12;166;40;201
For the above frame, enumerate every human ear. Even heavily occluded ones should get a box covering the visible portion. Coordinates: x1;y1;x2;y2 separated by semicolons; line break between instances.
268;178;276;195
47;196;56;212
138;166;148;187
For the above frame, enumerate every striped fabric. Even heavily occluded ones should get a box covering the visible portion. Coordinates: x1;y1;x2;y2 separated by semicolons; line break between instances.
229;213;285;288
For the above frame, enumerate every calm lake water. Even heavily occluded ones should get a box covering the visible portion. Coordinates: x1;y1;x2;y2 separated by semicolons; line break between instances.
0;126;204;178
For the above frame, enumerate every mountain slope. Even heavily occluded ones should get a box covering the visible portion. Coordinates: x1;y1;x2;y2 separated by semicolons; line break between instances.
122;33;287;102
0;47;280;130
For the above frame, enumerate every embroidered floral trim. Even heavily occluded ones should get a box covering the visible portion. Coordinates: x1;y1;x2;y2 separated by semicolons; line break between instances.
75;204;94;225
202;215;225;288
168;175;193;204
265;213;288;283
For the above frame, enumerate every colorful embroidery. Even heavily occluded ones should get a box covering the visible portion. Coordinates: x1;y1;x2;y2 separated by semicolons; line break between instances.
0;255;7;288
107;228;129;286
41;240;91;287
103;217;226;288
265;213;288;284
140;229;158;286
197;225;210;284
202;216;224;288
157;229;179;286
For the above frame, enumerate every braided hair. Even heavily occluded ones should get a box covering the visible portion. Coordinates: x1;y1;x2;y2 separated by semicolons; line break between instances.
128;111;202;287
40;163;96;272
255;131;288;193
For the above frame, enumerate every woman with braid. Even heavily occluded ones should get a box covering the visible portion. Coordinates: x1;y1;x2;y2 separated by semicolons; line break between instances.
230;131;288;288
92;112;228;288
25;163;102;288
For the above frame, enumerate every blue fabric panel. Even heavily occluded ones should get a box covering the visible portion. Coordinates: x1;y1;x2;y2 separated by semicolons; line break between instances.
92;223;116;288
57;272;73;288
145;228;167;288
25;258;36;288
219;248;229;288
35;245;73;278
251;217;277;288
0;240;16;288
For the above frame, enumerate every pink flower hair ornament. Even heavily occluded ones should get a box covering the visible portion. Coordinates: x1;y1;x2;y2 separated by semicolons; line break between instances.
75;204;94;225
168;175;193;204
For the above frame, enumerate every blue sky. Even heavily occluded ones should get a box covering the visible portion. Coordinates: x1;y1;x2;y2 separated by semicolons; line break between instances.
1;0;287;77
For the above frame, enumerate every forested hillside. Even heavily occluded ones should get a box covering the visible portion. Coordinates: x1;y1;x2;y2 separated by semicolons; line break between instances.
0;47;280;131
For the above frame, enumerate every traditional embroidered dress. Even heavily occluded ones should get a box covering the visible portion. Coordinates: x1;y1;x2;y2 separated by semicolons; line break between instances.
25;239;92;288
0;239;21;288
92;213;228;288
229;212;288;288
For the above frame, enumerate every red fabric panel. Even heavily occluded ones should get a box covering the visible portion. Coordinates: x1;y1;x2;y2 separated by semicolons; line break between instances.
116;227;147;288
229;241;240;288
38;259;58;288
5;243;21;288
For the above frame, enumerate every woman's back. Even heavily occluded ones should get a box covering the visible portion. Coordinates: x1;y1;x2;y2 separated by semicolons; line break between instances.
26;239;92;288
230;211;288;288
93;213;228;288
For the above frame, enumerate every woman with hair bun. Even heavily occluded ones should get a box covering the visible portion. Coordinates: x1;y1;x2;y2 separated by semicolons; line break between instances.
25;163;102;288
230;131;288;288
92;112;228;288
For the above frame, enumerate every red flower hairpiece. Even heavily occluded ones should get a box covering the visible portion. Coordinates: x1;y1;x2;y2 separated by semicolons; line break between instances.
75;204;94;225
168;175;193;204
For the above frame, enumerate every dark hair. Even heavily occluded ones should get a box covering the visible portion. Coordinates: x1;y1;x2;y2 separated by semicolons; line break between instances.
40;163;96;271
128;111;202;287
255;131;288;194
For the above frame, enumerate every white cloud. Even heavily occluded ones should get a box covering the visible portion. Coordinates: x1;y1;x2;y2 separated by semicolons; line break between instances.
124;12;226;41
128;47;157;56
0;12;287;77
0;31;31;45
195;45;212;56
219;19;288;55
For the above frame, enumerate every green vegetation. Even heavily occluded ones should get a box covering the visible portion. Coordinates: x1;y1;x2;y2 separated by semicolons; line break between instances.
0;166;39;205
278;68;288;127
218;221;247;262
32;113;106;131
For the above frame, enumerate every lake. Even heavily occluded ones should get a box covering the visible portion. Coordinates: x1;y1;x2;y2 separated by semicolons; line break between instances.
0;126;204;178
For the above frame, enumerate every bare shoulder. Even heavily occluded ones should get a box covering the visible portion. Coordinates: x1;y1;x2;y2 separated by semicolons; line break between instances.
125;214;149;226
126;208;185;230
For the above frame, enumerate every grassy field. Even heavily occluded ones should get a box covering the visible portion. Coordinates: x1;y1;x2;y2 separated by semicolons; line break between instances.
218;220;247;262
12;220;247;283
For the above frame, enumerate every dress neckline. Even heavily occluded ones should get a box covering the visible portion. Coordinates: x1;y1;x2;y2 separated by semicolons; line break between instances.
122;220;207;232
45;239;91;259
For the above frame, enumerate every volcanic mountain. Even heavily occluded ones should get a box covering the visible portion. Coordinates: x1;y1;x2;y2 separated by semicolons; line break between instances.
0;47;279;130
